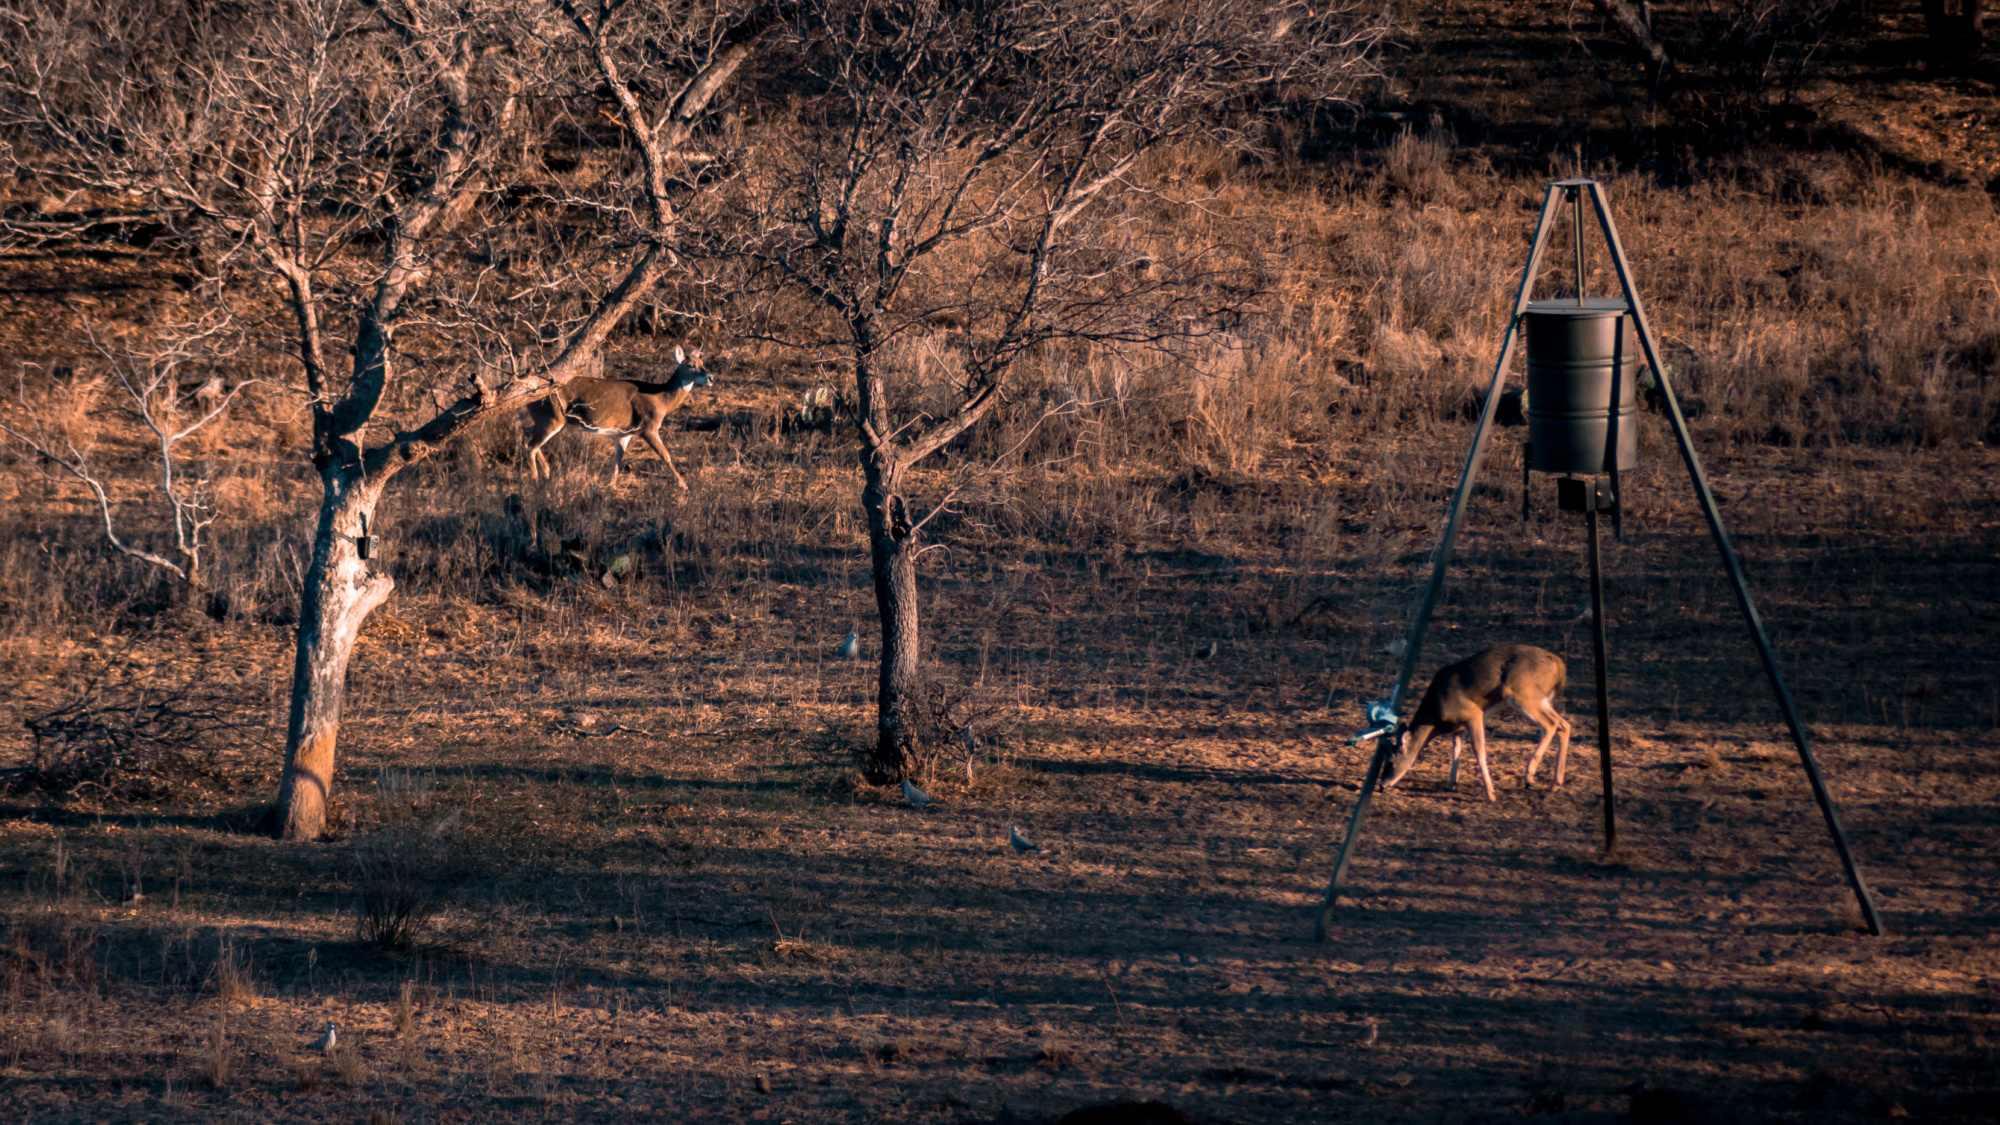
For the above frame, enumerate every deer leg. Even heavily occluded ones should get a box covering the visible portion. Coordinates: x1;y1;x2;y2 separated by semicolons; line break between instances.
609;435;634;483
1552;701;1572;787
639;424;686;490
1472;712;1496;802
1525;703;1557;787
1447;733;1463;788
525;413;564;480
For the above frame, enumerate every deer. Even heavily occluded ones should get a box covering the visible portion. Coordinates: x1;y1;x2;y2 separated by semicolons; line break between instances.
524;347;712;487
1380;644;1571;803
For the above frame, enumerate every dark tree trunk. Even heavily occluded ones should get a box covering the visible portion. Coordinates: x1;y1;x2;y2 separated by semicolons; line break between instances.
1924;0;1986;61
863;454;923;777
272;465;393;839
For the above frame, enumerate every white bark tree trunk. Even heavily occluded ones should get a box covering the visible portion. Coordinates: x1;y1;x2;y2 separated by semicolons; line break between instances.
273;468;393;840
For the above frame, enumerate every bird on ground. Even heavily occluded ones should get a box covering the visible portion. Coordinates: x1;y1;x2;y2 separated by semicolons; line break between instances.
1358;1019;1378;1046
1380;637;1407;658
309;1022;338;1054
1009;825;1039;853
902;779;932;809
837;630;860;659
1193;640;1219;660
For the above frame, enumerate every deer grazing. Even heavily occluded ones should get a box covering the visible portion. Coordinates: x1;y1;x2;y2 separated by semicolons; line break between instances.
524;347;712;487
1381;644;1571;802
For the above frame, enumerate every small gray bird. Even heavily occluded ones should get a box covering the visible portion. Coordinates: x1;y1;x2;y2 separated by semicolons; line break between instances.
836;630;860;659
902;778;932;809
1358;1019;1379;1046
1380;637;1408;658
310;1021;338;1054
1193;640;1219;660
1009;825;1039;853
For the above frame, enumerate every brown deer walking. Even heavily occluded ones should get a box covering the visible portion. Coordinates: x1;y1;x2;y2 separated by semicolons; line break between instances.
1382;644;1571;802
524;347;712;487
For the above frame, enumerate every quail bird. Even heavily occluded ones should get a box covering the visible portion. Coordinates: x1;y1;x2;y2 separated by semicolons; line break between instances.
1193;640;1218;660
902;778;932;809
310;1021;338;1054
836;630;860;659
1009;825;1039;853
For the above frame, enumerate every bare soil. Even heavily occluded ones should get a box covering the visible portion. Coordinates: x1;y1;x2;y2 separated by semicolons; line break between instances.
3;434;1997;1124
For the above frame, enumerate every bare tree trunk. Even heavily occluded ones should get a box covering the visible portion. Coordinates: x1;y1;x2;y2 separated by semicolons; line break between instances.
1924;0;1986;61
863;454;923;777
1593;0;1674;84
273;468;392;840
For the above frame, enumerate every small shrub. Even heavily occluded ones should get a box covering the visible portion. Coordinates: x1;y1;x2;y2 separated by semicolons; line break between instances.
351;824;459;952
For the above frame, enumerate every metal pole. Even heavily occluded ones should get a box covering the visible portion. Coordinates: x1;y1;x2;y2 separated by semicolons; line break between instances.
1314;739;1390;941
1583;181;1883;935
1385;184;1567;715
1311;185;1567;941
1573;187;1586;306
1586;502;1617;853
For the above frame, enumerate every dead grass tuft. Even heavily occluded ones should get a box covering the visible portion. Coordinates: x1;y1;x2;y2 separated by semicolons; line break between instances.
394;979;415;1036
335;1042;368;1087
201;1021;230;1089
212;940;255;1005
1036;1042;1080;1072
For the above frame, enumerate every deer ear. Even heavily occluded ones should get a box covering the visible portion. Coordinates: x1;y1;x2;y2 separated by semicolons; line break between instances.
674;346;686;364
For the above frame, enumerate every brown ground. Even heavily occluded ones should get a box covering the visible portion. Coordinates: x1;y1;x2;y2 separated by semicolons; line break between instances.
3;434;1997;1124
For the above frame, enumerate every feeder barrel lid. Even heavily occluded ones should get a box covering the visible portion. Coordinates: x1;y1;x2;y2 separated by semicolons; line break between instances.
1525;297;1629;318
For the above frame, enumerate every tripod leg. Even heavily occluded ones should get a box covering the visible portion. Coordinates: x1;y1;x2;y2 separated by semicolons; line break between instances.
1308;186;1568;942
1385;184;1568;710
1587;504;1617;853
1315;738;1392;942
1585;182;1883;935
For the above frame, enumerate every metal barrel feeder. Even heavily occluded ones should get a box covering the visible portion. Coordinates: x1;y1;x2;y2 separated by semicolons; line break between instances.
1524;297;1639;476
1312;179;1883;942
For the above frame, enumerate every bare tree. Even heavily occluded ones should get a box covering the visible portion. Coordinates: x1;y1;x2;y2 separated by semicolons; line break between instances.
1;318;251;597
742;0;1386;776
0;0;780;837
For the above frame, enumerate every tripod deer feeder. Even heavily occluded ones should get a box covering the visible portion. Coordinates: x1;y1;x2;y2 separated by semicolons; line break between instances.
1313;179;1882;941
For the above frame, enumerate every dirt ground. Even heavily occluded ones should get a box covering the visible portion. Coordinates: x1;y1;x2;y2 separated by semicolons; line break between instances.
2;435;1997;1124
